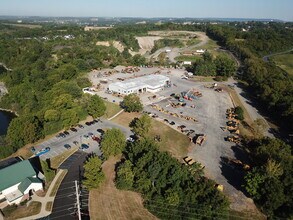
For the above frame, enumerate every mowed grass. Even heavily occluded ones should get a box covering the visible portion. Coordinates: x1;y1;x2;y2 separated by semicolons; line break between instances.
112;112;190;159
271;53;293;75
3;201;41;220
103;100;122;119
175;55;202;62
89;156;157;220
148;120;190;159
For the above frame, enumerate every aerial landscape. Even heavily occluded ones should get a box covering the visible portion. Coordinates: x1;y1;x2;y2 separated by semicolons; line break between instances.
0;0;292;219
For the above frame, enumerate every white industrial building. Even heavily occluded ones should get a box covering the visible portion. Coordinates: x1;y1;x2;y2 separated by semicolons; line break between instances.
108;75;170;95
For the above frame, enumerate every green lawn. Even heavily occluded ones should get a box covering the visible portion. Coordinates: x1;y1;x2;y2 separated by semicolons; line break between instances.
271;53;293;75
103;101;122;119
175;55;202;62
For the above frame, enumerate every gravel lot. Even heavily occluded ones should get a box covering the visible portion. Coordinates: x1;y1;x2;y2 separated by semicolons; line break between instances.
87;66;260;213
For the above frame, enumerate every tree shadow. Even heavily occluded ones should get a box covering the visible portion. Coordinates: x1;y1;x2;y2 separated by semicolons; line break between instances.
220;144;251;197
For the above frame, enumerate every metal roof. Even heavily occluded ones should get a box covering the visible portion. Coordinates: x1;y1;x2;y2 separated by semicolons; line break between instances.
109;74;170;91
0;160;37;191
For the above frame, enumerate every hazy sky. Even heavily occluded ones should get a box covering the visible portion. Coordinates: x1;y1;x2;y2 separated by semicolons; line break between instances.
0;0;292;21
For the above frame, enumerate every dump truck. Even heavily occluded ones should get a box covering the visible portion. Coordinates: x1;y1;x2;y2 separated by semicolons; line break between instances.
183;156;196;166
195;134;206;146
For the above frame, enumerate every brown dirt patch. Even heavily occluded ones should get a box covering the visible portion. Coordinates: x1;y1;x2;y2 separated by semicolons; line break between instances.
89;156;157;220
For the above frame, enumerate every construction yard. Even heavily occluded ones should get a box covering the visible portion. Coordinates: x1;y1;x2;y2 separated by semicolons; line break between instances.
87;66;261;214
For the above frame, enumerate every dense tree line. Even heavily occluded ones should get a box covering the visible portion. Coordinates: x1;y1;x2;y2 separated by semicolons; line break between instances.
116;139;229;219
243;138;292;218
0;25;145;158
190;51;236;80
206;24;293;132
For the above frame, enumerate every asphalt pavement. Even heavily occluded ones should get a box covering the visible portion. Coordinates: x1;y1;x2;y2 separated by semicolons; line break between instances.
35;119;132;161
50;151;89;220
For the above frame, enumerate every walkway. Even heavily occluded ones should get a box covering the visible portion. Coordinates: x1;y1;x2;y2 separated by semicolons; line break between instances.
18;169;67;220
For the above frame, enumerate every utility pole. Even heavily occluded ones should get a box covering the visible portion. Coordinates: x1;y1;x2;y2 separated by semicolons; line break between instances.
75;180;81;220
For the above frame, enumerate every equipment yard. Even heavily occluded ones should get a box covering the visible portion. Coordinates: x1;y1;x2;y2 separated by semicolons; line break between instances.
87;66;260;213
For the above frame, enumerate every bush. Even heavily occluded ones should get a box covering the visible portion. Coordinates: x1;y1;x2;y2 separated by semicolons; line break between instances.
235;106;244;120
214;75;228;81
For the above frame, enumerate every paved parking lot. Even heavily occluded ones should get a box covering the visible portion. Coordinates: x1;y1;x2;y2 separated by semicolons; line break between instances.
34;120;132;161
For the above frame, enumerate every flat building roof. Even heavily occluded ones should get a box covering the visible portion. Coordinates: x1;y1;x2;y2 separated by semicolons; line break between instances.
109;75;170;91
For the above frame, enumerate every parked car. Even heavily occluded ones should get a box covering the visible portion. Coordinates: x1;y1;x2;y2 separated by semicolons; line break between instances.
92;136;101;143
164;119;169;123
64;131;70;135
127;137;135;143
35;147;50;156
97;129;105;135
170;121;175;125
70;127;77;132
77;124;84;129
85;122;92;126
170;93;175;97
88;132;94;137
73;141;79;145
80;144;89;150
64;144;71;149
93;119;100;123
31;146;36;153
83;134;89;139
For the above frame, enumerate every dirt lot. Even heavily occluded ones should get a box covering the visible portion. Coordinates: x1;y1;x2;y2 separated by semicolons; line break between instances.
89;156;157;220
96;41;124;52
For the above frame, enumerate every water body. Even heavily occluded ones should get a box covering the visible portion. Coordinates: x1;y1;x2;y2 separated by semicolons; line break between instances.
0;110;16;135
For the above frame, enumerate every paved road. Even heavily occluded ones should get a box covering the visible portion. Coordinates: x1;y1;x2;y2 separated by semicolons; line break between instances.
36;119;132;161
262;48;293;62
50;151;89;220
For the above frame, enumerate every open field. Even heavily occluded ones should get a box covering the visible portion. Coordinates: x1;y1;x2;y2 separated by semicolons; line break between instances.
3;23;42;29
112;111;190;159
175;55;202;62
89;156;157;220
103;101;122;119
148;119;190;159
271;53;293;75
3;201;41;220
96;41;125;52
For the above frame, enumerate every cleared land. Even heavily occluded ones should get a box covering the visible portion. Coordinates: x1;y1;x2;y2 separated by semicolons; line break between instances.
96;41;125;52
89;156;157;220
271;53;293;75
112;112;190;159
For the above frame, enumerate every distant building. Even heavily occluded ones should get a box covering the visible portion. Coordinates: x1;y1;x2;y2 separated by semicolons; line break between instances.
183;61;192;65
195;49;206;54
108;75;170;95
0;159;44;207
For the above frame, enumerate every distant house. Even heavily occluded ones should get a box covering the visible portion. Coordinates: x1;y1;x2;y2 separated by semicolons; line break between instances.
0;159;44;207
195;49;206;54
183;61;192;65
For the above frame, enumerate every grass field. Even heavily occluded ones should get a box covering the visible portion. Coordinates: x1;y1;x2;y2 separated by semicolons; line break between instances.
175;55;202;62
271;53;293;75
3;201;41;220
89;156;157;220
103;100;122;119
112;112;190;159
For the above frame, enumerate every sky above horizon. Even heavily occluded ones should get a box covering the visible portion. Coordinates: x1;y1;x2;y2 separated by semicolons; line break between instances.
0;0;292;21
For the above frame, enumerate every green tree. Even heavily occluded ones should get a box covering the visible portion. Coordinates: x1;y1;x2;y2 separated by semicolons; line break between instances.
244;168;266;199
87;95;106;119
61;109;79;128
214;54;237;77
234;106;244;120
44;109;60;122
116;160;134;190
129;114;152;138
41;160;55;183
122;94;143;112
83;156;105;190
100;128;126;158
